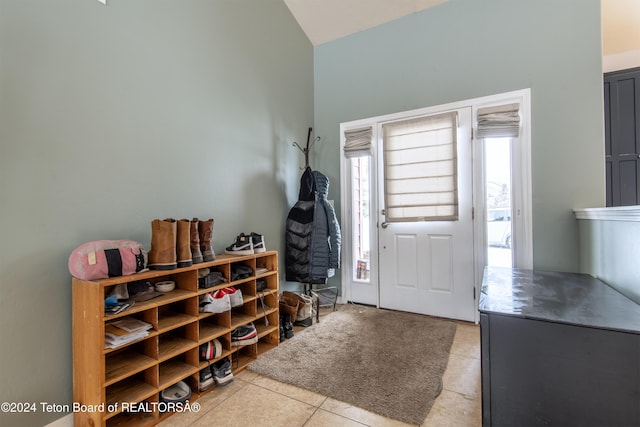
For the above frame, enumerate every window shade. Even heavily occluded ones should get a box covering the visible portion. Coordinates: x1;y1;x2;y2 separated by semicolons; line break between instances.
343;127;373;158
476;103;520;138
382;111;458;222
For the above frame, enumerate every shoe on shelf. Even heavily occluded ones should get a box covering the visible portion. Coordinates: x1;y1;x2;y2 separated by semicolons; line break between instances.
211;357;234;385
199;367;214;391
225;233;254;256
251;232;266;253
199;338;223;360
231;322;258;346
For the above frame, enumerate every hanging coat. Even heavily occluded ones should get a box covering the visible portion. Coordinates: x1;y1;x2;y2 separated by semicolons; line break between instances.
285;167;317;283
285;168;341;283
309;170;341;281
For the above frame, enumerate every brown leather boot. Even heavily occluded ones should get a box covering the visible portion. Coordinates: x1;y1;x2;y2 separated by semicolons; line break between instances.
176;219;193;268
190;218;203;264
149;218;177;270
198;218;216;262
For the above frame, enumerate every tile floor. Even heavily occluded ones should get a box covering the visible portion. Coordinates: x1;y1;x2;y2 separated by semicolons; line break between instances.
158;312;481;427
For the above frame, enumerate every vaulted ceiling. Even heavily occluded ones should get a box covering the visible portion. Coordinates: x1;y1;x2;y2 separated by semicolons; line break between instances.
284;0;639;59
283;0;448;46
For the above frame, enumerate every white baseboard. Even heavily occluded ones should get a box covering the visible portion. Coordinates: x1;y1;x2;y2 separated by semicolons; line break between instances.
44;413;73;427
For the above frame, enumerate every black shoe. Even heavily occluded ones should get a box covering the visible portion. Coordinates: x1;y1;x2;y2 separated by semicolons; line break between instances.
294;316;312;327
231;323;258;346
225;233;254;256
251;232;266;253
211;357;234;385
283;313;294;339
279;315;286;341
199;367;214;391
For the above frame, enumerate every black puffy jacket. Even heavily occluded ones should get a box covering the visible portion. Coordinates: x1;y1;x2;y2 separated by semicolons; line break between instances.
285;167;341;283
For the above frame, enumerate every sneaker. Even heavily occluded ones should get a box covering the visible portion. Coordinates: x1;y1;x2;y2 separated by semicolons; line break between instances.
199;290;231;314
221;286;243;307
199;367;214;391
199;338;223;360
225;233;254;256
251;232;266;253
211;357;234;385
231;322;258;346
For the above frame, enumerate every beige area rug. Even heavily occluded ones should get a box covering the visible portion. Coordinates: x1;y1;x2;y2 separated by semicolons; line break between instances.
248;304;456;425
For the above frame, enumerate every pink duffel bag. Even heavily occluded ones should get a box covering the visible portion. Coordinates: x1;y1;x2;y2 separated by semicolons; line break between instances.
69;240;148;280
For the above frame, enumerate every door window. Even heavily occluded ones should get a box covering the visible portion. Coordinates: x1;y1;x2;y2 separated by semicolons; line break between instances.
382;112;458;222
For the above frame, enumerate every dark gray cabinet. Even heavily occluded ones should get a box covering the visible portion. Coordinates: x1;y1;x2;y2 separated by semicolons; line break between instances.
604;67;640;206
479;267;640;427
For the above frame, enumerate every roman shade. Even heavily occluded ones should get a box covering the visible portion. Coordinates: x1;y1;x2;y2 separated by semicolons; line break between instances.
382;111;458;222
476;103;520;138
343;127;373;158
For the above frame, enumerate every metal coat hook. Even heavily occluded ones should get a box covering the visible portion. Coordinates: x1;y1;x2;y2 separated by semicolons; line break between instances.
292;127;320;169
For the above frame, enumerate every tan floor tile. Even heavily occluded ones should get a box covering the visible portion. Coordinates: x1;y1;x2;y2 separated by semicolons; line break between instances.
190;383;316;427
156;379;246;426
441;354;481;398
304;408;368;426
422;390;481;427
235;369;260;382
249;374;327;407
449;327;480;359
454;322;479;335
320;398;415;427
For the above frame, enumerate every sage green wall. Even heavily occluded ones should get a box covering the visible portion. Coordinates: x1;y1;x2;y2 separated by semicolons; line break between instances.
0;0;312;425
313;0;604;272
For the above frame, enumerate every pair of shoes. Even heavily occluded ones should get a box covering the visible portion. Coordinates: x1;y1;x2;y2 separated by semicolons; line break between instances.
225;232;266;256
231;323;258;346
148;218;215;270
199;357;234;390
280;314;294;340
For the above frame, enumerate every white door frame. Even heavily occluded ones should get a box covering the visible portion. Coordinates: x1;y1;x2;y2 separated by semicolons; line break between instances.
340;89;532;322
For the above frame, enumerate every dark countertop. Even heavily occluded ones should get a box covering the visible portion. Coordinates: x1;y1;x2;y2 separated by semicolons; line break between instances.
479;266;640;334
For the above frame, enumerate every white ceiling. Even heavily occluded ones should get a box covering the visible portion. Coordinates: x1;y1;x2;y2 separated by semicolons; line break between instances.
283;0;448;46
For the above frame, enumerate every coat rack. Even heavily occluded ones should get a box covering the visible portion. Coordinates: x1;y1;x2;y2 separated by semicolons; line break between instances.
292;127;321;168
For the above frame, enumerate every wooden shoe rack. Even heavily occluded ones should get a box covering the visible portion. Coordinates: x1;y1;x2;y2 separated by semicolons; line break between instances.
72;251;279;427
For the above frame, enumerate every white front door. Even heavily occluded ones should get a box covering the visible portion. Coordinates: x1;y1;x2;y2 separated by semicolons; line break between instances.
378;107;475;321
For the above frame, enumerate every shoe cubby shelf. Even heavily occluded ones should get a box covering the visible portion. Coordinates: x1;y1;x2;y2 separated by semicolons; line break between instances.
72;251;279;427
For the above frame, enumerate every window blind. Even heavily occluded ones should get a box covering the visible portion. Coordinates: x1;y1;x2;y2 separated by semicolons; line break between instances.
382;111;458;222
343;127;373;158
476;103;520;138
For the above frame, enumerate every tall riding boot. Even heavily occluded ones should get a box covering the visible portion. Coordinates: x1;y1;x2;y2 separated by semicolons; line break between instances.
198;218;216;262
190;218;203;264
149;218;177;270
176;219;193;268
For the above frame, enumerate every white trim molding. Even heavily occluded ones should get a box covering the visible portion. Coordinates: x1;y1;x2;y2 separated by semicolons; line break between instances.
574;206;640;221
603;50;640;73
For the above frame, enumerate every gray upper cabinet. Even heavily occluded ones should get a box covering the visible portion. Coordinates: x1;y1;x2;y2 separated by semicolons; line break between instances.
604;67;640;206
